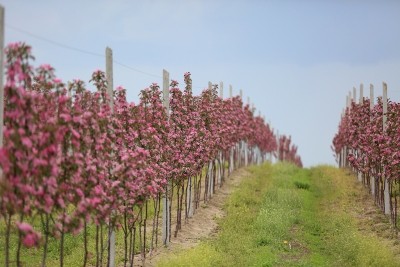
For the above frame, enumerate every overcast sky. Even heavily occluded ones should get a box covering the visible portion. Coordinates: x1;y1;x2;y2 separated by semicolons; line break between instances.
1;0;400;167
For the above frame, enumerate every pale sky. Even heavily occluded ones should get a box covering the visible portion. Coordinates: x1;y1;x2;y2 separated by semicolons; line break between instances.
1;0;400;167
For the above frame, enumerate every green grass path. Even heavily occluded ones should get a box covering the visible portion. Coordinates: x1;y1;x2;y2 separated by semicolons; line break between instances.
156;163;400;267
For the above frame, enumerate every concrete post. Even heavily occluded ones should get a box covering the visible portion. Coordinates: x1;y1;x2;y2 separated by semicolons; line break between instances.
382;82;390;215
106;47;114;110
370;84;375;195
358;84;363;181
105;47;115;267
220;82;223;99
162;70;171;245
0;5;4;148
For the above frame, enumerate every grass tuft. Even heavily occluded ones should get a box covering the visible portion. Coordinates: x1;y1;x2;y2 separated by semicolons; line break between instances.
294;181;310;190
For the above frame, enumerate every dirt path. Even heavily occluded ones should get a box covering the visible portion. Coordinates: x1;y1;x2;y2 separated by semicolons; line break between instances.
142;168;250;267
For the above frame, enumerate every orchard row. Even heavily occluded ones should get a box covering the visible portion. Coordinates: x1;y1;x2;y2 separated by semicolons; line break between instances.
333;86;400;229
0;42;302;266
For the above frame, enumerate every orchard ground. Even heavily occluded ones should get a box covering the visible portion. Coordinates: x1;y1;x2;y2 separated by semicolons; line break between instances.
151;163;400;267
2;162;400;266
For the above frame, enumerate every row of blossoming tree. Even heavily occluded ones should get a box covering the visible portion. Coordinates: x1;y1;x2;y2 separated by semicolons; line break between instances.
277;135;302;167
0;43;302;267
333;84;400;230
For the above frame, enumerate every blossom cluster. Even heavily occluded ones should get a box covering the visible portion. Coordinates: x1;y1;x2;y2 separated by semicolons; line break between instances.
0;42;301;248
332;98;400;181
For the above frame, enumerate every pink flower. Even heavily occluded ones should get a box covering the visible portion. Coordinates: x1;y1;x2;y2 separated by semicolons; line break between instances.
17;222;33;233
21;137;32;148
23;233;37;248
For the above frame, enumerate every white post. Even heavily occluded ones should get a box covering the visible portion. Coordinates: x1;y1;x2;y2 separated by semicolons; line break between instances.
276;130;280;162
342;92;351;167
240;89;243;100
357;83;364;182
353;86;356;103
106;48;114;109
382;82;390;215
348;91;352;108
187;177;194;217
229;84;234;173
105;47;115;267
207;82;214;195
370;84;374;111
220;81;223;99
0;5;4;149
0;6;4;189
357;171;362;182
358;83;364;181
370;84;375;195
228;85;234;172
244;142;248;166
218;83;223;185
242;96;249;166
357;83;363;182
382;82;387;131
216;153;221;186
162;69;171;244
208;160;213;197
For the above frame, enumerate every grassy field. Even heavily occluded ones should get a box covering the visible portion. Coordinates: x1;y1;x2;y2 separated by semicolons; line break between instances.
156;163;400;267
